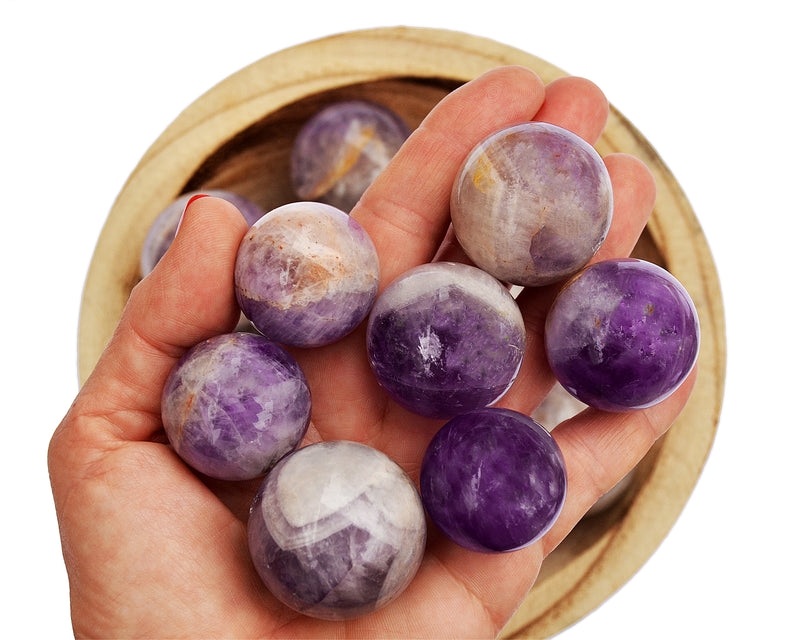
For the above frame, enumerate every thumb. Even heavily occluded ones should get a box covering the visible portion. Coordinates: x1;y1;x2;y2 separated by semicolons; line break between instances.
72;194;250;443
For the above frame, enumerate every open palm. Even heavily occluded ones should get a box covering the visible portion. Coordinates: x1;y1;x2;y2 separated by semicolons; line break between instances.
48;66;695;639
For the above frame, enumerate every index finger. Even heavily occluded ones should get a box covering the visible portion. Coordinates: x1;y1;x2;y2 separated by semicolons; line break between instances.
351;65;546;290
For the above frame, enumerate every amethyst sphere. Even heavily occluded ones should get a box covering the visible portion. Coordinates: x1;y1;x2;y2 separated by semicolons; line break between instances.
420;408;567;553
161;332;310;480
247;441;426;620
234;201;380;347
140;189;263;277
366;262;526;419
450;122;613;287
291;100;411;212
545;258;700;411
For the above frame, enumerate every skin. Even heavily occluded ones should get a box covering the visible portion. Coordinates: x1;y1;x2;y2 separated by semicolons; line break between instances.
48;66;696;639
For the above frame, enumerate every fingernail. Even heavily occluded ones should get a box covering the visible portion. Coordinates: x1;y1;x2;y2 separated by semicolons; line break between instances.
176;193;210;235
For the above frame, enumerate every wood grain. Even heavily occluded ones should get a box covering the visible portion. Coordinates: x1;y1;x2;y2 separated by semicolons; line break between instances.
77;26;726;639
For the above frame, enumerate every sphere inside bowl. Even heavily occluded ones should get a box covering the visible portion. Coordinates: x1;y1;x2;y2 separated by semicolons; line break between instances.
77;27;726;639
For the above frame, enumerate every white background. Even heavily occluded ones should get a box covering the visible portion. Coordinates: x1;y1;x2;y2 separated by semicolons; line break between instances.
2;1;796;638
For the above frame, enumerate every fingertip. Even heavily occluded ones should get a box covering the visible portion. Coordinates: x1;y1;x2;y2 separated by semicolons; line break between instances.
481;64;546;100
174;193;211;236
137;194;250;348
605;152;657;212
408;65;546;156
591;153;657;263
170;194;250;251
535;75;609;144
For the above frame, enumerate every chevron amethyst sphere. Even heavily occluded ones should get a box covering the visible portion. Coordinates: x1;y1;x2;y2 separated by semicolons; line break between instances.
140;189;263;277
161;333;310;480
420;408;567;553
366;262;525;419
545;258;700;411
291;100;411;212
234;202;380;347
247;441;426;620
451;122;613;287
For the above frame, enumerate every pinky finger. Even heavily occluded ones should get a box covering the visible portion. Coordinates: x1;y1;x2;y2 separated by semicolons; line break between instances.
540;366;698;556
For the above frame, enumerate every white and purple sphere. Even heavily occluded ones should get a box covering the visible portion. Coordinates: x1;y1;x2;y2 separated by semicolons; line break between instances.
290;100;410;212
161;332;311;481
451;122;613;287
247;440;426;620
234;201;380;347
366;262;526;419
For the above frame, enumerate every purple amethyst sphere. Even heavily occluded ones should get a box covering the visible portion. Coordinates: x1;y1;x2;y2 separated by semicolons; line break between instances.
161;332;311;480
290;100;410;212
247;441;426;620
140;189;264;277
420;408;567;553
234;201;380;347
366;262;526;419
545;258;700;411
450;122;613;287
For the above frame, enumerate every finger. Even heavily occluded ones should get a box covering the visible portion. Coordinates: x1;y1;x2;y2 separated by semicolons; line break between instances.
66;196;249;444
533;75;609;144
420;527;546;635
541;366;698;555
432;75;610;265
352;65;546;290
500;153;657;413
590;153;658;263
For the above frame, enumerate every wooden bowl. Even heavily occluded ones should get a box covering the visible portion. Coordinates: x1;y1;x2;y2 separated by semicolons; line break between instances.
77;26;726;638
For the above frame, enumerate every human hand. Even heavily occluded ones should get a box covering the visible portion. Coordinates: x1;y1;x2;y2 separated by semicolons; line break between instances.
48;65;696;639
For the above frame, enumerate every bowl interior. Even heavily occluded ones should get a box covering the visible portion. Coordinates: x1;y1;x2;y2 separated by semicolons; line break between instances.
182;77;459;209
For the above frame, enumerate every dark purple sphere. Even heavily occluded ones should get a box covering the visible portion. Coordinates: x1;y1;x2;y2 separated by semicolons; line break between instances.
420;408;567;553
140;189;264;277
545;258;700;411
161;333;311;480
247;441;426;620
366;262;526;419
291;100;410;212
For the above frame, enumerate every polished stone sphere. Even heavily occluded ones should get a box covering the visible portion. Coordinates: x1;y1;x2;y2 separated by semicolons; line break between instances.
234;201;380;347
366;262;526;419
247;441;426;620
545;258;700;411
140;189;263;277
161;333;311;481
451;122;613;286
420;408;567;553
291;100;410;212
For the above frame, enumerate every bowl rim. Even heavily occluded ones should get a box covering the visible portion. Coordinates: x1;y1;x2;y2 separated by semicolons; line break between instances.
77;26;726;639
